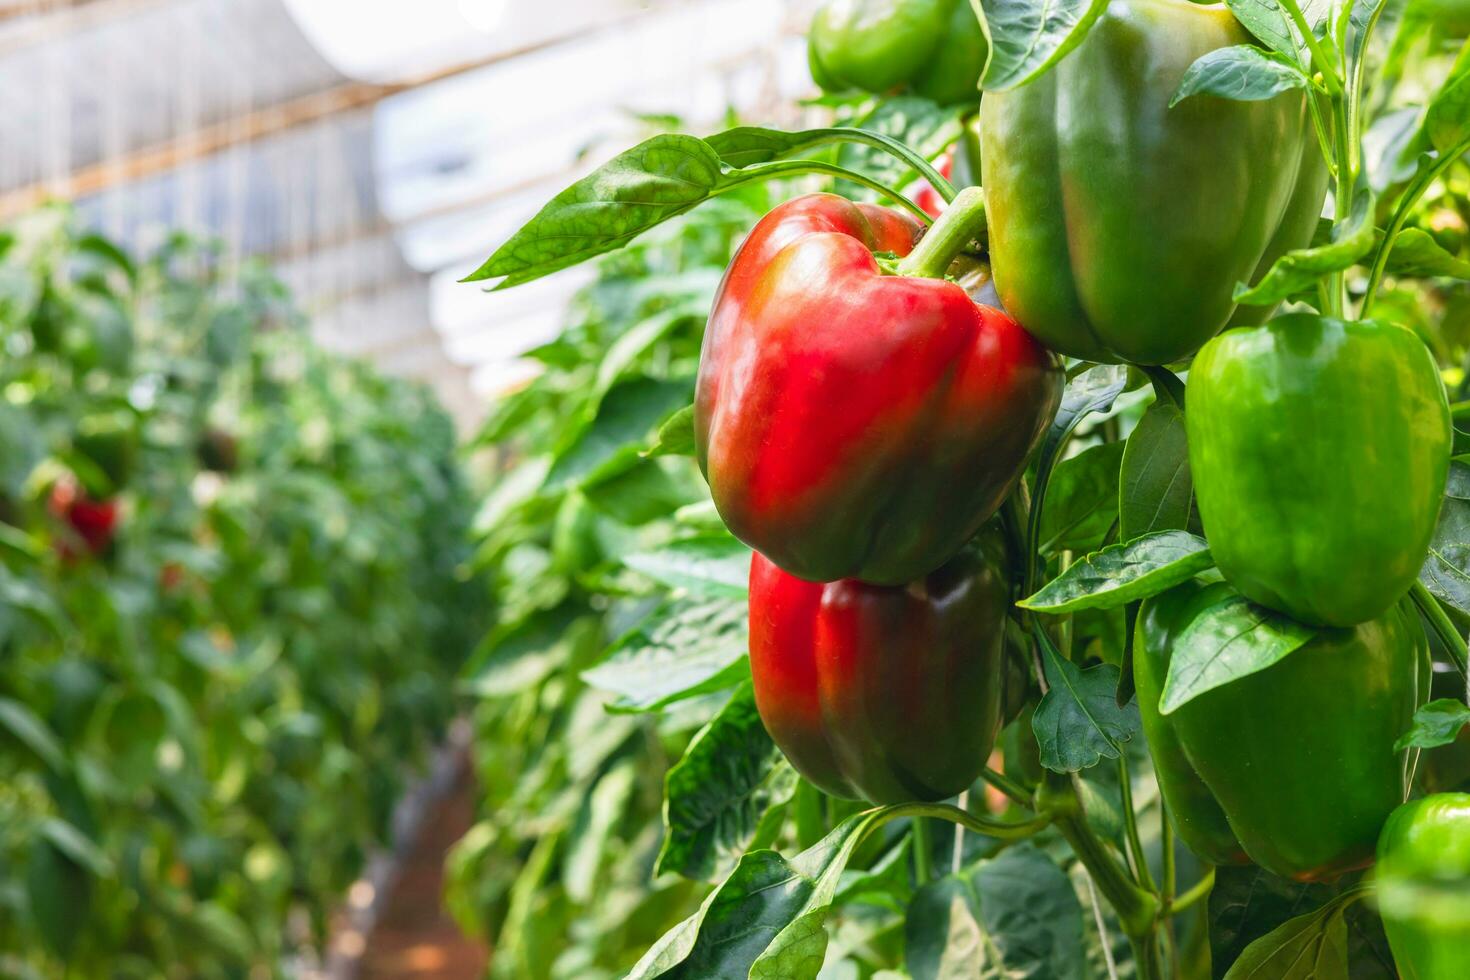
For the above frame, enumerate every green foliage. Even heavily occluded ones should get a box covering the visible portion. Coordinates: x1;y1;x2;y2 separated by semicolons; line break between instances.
0;210;481;975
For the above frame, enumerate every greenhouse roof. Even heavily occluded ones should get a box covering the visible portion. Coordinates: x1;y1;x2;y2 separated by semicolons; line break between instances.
0;0;817;426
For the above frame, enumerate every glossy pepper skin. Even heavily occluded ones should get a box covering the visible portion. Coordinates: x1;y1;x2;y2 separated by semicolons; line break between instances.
807;0;987;106
1377;794;1470;980
1137;579;1424;881
1188;316;1451;627
980;0;1328;364
695;194;1061;585
748;527;1009;804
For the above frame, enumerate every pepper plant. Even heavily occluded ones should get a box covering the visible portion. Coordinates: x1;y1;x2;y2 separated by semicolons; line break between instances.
0;211;482;975
460;1;1470;976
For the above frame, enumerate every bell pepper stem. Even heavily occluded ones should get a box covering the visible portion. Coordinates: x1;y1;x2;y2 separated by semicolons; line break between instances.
1411;580;1469;677
895;187;988;280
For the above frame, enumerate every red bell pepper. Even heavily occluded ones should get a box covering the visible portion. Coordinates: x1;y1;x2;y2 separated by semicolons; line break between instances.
914;148;954;217
695;191;1060;585
748;525;1010;804
49;477;120;560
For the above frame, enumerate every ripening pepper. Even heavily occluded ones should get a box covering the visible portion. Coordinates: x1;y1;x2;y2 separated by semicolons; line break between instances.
1376;794;1470;980
1188;316;1451;627
1137;579;1425;880
695;192;1061;585
980;0;1328;364
807;0;987;106
748;525;1010;804
48;477;120;560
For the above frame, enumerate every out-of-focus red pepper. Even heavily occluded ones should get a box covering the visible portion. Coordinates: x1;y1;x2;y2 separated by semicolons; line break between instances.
48;477;120;560
914;148;954;217
748;524;1010;803
695;192;1060;585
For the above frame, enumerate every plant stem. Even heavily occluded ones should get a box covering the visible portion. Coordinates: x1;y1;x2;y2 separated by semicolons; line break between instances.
983;766;1033;808
1281;0;1343;97
1161;801;1177;905
911;817;933;885
1411;580;1469;676
1171;866;1216;914
775;127;958;203
1133;929;1167;980
953;789;969;874
1117;754;1155;892
1361;135;1470;315
895;186;988;278
1038;770;1159;941
721;160;933;225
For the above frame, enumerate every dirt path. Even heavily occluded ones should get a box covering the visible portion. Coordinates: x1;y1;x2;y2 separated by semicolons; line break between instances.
358;760;489;979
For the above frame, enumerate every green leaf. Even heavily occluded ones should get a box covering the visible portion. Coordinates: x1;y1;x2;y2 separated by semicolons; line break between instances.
36;818;113;878
1233;178;1376;306
976;0;1111;91
1384;227;1470;279
1427;41;1470;155
631;808;887;979
1172;45;1309;107
464;135;727;289
1119;399;1198;542
1032;644;1140;772
657;683;799;882
582;456;703;526
1419;460;1470;615
834;100;967;198
564;764;639;903
645;404;697;458
583;598;749;713
0;695;67;773
906;845;1085;980
28;831;95;959
1040;441;1125;555
707;123;954;188
461;605;597;697
594;305;703;400
1043;366;1129;469
1223;894;1354;980
1210;866;1391;979
1395;698;1470;750
1159;594;1319;715
1020;532;1213;614
1225;0;1332;61
543;376;692;491
624;535;752;599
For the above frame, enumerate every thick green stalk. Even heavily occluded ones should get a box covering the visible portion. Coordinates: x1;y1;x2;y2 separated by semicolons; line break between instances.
1411;581;1469;676
911;817;933;885
1037;770;1160;942
895;186;988;279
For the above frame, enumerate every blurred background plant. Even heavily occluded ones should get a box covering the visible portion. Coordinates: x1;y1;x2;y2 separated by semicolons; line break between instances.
0;209;483;977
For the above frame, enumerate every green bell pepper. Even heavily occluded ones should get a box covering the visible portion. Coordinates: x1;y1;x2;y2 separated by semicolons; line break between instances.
807;0;987;106
1137;579;1425;881
1188;316;1451;627
1377;794;1470;979
979;0;1327;364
